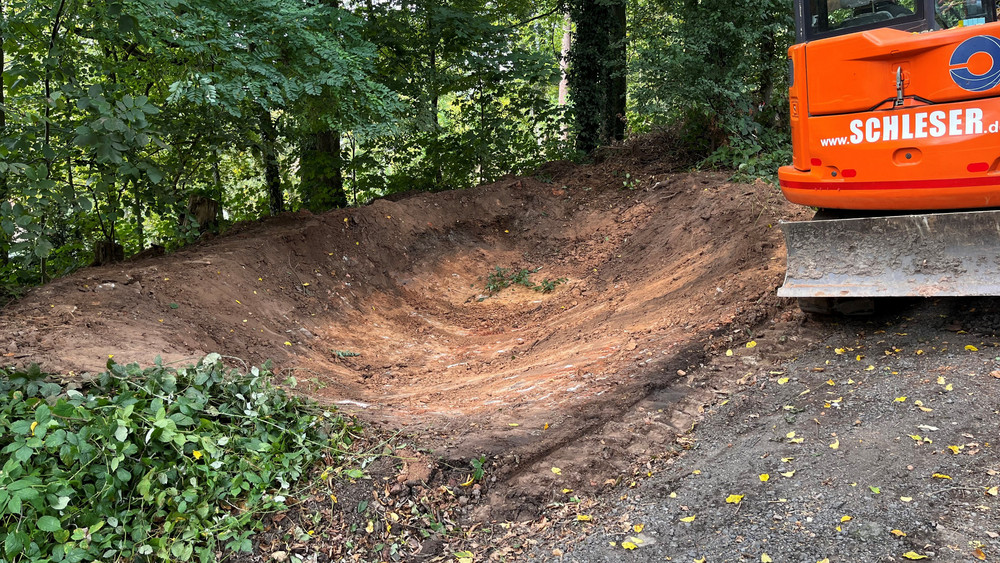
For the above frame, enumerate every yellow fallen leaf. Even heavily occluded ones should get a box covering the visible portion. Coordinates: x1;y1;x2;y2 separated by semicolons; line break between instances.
900;496;913;502
835;347;845;355
778;377;789;385
694;558;706;563
841;515;852;522
679;515;696;523
621;541;638;550
460;474;474;487
917;349;924;355
726;349;733;357
948;445;963;454
891;529;907;537
365;521;374;533
789;437;804;444
562;488;573;493
786;431;796;439
508;423;519;427
937;376;946;384
826;379;836;386
918;406;933;412
746;341;757;348
726;494;744;504
910;434;922;441
762;555;773;563
551;467;562;475
633;524;644;533
669;492;677;498
974;547;987;560
865;365;875;371
966;344;979;351
945;383;954;391
987;486;999;496
781;471;795;478
692;469;702;475
894;396;907;402
932;473;952;480
902;552;928;560
830;439;840;450
856;354;863;361
781;457;794;462
576;514;592;521
818;559;831;563
759;473;770;482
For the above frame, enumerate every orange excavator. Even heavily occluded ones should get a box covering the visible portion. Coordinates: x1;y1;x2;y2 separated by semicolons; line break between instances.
778;0;1000;312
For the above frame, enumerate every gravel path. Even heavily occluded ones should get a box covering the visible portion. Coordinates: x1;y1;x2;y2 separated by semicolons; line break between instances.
552;297;1000;562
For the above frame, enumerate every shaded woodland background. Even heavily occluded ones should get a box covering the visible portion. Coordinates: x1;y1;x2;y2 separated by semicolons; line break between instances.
0;0;792;291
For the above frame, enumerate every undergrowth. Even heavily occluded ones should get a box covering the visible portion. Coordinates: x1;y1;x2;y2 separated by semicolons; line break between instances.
0;354;361;562
483;266;566;296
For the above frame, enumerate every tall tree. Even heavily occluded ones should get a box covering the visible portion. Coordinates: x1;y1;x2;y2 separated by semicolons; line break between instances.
568;0;627;154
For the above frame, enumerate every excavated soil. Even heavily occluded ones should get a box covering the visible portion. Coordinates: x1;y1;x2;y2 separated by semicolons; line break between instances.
0;141;810;549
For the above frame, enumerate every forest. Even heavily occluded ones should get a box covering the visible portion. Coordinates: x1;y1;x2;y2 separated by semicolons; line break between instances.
0;0;792;293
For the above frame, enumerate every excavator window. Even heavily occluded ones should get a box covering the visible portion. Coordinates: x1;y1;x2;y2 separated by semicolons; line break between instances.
802;0;925;40
796;0;996;41
936;0;989;28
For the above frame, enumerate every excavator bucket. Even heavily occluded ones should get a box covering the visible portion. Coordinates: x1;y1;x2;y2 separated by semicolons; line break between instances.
778;209;1000;300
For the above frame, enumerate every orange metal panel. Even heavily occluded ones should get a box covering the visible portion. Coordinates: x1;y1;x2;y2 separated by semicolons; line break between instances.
782;21;1000;211
806;26;1000;116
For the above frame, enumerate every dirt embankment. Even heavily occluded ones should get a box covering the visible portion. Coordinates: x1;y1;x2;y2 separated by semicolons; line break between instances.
1;140;808;538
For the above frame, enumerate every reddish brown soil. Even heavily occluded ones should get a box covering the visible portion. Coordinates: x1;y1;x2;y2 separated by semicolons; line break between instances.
0;140;809;530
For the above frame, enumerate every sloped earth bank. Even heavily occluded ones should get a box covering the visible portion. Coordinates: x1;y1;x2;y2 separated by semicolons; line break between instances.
0;146;811;559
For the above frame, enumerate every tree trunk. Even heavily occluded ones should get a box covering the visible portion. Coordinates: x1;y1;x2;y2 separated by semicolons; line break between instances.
558;13;572;141
429;43;442;186
258;107;283;216
132;179;144;251
569;0;627;153
558;13;571;107
568;0;606;154
300;129;347;212
213;157;224;225
605;0;627;142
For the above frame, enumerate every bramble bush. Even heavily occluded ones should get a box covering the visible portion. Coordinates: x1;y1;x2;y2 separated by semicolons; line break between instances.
0;354;359;562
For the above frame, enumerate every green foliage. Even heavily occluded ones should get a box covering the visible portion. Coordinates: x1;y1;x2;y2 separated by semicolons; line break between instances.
470;456;487;482
484;266;566;295
627;0;794;174
0;354;359;562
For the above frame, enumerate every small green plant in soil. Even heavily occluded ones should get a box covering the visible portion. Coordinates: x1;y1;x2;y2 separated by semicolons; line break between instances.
0;354;361;562
483;266;566;297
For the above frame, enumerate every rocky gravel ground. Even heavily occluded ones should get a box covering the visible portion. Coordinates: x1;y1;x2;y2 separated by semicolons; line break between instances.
551;297;1000;562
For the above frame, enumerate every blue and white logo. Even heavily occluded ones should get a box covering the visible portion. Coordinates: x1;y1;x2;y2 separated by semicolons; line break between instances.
950;35;1000;92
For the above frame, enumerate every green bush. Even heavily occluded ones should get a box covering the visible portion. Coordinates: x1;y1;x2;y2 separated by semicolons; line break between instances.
0;354;358;562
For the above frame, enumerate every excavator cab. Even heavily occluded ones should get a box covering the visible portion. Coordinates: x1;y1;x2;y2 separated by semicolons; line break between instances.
778;0;1000;312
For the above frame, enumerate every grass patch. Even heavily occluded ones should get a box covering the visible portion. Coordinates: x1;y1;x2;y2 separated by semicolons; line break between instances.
483;266;566;297
0;354;361;562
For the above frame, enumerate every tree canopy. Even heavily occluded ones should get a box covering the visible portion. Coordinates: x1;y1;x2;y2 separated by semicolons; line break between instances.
0;0;794;292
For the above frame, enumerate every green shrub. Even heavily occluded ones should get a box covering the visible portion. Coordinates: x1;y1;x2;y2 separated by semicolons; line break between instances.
0;354;358;562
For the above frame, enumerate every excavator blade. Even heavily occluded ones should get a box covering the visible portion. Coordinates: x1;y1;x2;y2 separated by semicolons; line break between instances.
778;209;1000;298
